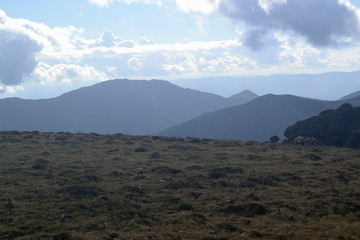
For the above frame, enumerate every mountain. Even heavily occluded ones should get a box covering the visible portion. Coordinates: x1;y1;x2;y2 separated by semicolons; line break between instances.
0;79;257;135
174;71;360;100
339;90;360;101
284;103;360;148
227;90;258;106
159;94;360;141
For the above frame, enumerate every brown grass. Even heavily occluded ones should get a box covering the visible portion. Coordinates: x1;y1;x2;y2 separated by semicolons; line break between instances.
0;131;359;239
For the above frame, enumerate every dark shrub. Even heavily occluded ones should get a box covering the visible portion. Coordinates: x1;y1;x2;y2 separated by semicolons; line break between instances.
284;104;360;148
52;232;72;240
149;152;161;159
346;129;360;148
120;185;145;196
270;135;280;143
134;147;147;152
224;203;267;217
247;155;262;160
185;165;203;171
216;223;238;232
150;166;182;174
208;170;227;179
178;203;193;211
60;185;102;198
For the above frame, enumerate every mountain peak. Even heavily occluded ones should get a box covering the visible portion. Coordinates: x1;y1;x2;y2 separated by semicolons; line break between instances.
0;79;243;135
229;90;258;99
226;90;258;106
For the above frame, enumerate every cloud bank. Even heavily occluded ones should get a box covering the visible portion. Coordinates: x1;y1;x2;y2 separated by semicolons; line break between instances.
89;0;162;7
0;10;42;86
2;0;360;96
217;0;360;48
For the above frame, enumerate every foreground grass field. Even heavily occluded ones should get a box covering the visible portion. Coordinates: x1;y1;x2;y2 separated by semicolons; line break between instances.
0;131;359;240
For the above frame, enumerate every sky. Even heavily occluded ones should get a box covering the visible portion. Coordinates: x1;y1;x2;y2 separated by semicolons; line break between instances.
1;0;360;99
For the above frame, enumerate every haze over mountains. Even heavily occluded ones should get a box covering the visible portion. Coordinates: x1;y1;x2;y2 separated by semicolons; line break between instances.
0;79;257;135
1;75;360;141
174;71;360;100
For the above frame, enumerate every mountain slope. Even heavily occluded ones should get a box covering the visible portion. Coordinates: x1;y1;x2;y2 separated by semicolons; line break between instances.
284;103;360;148
339;90;360;101
0;79;256;134
159;94;360;141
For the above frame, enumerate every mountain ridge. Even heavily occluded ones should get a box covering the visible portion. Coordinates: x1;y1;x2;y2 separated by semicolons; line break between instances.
174;71;360;100
0;79;257;135
159;94;360;141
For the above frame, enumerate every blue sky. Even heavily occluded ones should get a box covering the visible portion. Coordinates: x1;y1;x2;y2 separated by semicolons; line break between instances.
1;0;360;98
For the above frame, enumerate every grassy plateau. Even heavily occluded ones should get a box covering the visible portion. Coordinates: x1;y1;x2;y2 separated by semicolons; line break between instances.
0;131;359;239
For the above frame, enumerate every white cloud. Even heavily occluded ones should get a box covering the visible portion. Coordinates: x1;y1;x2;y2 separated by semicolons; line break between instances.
32;62;107;85
0;10;85;63
0;10;42;86
91;29;123;47
195;15;207;33
137;37;156;45
127;56;144;71
3;5;360;97
257;0;287;14
318;47;360;71
217;0;360;48
176;0;219;14
89;0;113;7
89;0;162;7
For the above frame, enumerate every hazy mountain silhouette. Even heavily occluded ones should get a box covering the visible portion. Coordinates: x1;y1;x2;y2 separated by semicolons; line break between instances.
339;90;360;101
174;71;360;100
159;94;360;141
0;79;257;134
227;90;258;106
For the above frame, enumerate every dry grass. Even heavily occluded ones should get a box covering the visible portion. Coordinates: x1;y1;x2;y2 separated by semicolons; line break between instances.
0;131;359;239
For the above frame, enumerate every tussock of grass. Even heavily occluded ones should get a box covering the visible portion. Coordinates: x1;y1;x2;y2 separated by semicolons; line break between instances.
0;131;359;239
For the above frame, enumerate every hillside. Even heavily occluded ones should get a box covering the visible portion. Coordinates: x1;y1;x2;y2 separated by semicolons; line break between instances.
0;79;257;135
0;131;359;239
339;90;360;101
285;103;360;148
159;94;360;141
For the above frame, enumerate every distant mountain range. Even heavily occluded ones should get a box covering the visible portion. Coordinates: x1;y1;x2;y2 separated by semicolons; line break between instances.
174;71;360;100
0;79;257;135
159;94;360;141
1;78;360;141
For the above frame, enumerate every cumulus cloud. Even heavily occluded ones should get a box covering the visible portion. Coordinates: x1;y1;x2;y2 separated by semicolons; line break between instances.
243;29;271;51
3;2;360;96
89;0;162;7
0;11;42;86
0;9;93;91
218;0;360;48
89;0;114;7
0;29;42;85
93;29;122;47
176;0;219;14
82;30;135;49
32;63;107;84
137;37;156;45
